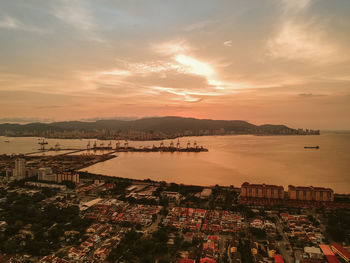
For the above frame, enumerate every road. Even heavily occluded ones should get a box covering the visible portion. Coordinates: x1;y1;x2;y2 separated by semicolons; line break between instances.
274;215;294;263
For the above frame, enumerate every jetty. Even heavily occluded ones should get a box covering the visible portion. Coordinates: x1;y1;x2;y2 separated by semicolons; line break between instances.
89;140;208;153
24;140;208;156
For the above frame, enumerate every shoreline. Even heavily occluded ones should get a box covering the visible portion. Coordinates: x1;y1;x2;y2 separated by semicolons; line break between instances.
0;132;320;141
77;171;350;196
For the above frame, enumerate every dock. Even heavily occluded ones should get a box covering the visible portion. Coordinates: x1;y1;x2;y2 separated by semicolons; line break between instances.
24;140;208;156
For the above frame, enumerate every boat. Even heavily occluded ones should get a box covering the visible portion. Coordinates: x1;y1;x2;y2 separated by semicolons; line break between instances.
304;145;319;149
4;140;10;143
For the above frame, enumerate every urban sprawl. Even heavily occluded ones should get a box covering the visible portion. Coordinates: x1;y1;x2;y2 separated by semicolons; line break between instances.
0;155;349;263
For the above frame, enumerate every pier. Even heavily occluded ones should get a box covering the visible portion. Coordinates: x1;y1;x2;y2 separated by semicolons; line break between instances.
90;140;208;153
24;140;208;156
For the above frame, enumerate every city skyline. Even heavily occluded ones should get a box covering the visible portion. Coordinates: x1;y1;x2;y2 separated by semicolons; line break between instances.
1;0;350;129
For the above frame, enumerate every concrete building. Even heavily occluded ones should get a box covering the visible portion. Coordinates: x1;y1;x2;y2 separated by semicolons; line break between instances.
5;169;13;181
288;185;334;202
25;182;67;191
304;246;323;259
200;188;212;199
13;158;26;180
38;167;54;182
241;182;284;199
56;172;79;184
26;167;38;178
161;191;181;204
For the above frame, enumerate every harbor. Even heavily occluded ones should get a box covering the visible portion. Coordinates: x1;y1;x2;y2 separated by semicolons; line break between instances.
24;139;209;156
1;133;349;193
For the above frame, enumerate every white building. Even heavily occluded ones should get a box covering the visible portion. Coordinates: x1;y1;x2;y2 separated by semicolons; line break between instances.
13;158;26;180
200;188;212;199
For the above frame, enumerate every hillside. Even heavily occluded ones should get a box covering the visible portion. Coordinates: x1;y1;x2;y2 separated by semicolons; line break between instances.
0;116;308;140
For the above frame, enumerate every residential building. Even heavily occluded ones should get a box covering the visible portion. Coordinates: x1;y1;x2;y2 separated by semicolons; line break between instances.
241;182;284;199
56;172;79;184
288;185;334;202
200;188;212;199
331;243;350;262
38;167;55;182
13;158;26;180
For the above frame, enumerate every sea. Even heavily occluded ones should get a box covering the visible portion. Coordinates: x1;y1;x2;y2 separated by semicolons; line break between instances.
1;132;349;193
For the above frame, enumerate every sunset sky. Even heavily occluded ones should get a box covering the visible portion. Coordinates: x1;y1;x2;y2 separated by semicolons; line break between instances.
1;0;350;129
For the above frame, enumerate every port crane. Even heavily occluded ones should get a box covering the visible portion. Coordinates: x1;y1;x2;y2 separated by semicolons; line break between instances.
176;139;180;149
38;139;48;151
54;142;60;151
124;141;129;149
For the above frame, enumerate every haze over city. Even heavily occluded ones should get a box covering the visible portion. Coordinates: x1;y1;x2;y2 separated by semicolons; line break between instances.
2;1;350;262
1;0;350;129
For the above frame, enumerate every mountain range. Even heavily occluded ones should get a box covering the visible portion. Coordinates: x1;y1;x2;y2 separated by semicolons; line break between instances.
0;116;305;139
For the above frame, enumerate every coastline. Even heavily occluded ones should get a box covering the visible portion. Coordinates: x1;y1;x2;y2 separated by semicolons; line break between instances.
1;132;320;141
78;171;350;197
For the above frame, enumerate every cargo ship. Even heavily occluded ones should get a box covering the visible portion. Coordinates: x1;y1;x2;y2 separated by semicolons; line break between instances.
304;145;319;149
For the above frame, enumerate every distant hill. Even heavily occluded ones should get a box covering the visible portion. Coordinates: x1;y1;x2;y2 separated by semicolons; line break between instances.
0;116;314;140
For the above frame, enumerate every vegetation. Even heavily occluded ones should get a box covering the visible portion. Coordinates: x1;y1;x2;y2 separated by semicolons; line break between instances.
109;228;168;262
0;191;91;256
0;116;297;139
326;210;350;243
250;228;267;239
238;239;254;263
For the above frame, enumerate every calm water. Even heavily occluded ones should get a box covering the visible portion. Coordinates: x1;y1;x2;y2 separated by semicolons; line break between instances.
1;133;350;193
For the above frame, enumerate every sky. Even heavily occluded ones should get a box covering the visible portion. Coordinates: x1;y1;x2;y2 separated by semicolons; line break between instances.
0;0;350;129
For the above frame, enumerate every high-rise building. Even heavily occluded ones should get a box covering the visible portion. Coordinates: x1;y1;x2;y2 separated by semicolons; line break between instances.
56;172;79;184
38;167;55;182
288;185;334;202
13;158;26;180
241;182;284;199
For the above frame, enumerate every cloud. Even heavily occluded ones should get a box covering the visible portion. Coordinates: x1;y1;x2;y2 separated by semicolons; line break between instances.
184;19;215;31
52;0;105;42
0;16;19;29
174;54;215;78
223;40;232;47
279;0;312;13
298;93;325;98
267;0;342;64
151;86;206;102
0;15;50;33
266;21;337;63
153;40;190;55
0;117;54;124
